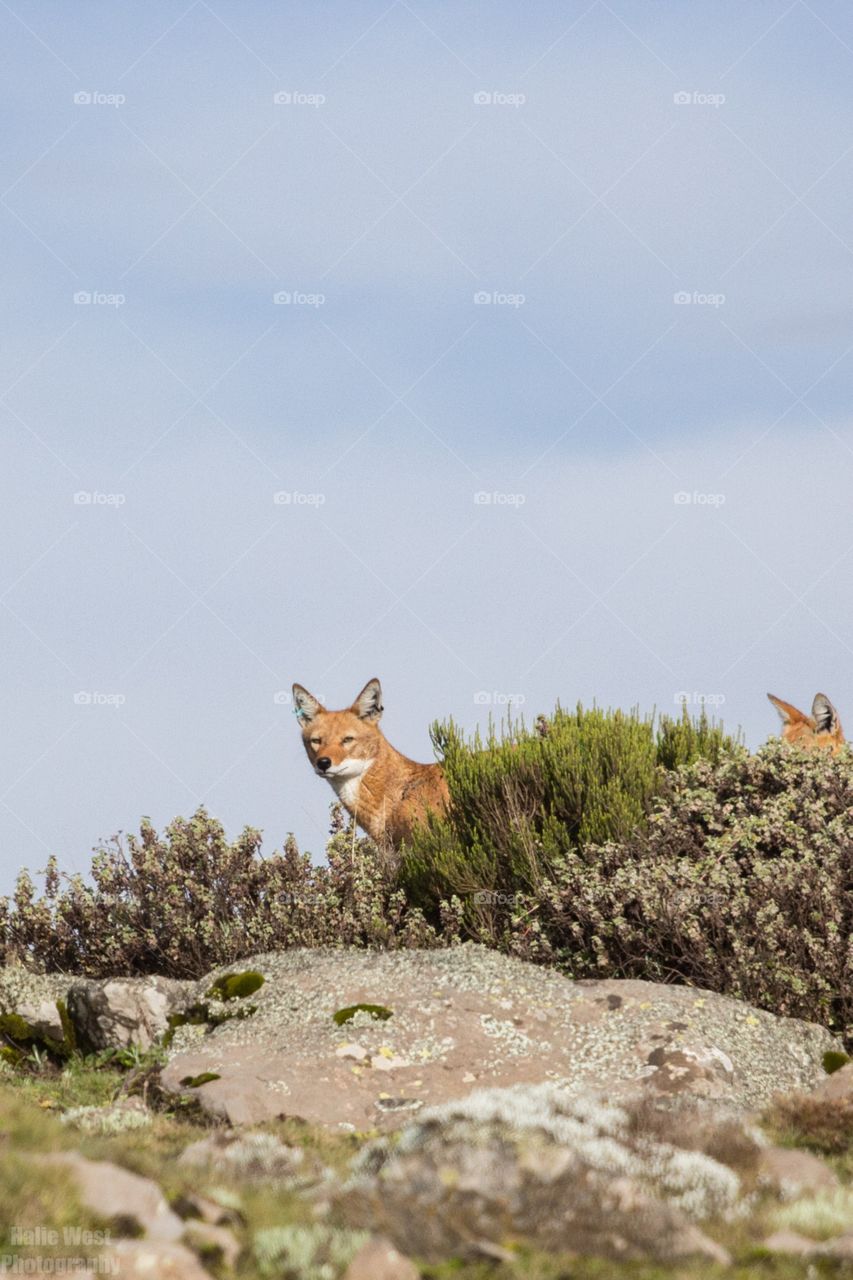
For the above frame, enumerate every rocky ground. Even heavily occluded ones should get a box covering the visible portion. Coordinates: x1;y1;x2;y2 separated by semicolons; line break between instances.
1;945;851;1278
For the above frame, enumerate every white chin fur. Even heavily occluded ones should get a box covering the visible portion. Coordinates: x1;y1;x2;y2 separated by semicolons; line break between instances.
323;758;373;809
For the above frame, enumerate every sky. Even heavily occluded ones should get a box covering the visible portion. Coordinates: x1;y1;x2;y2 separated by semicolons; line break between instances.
2;0;853;894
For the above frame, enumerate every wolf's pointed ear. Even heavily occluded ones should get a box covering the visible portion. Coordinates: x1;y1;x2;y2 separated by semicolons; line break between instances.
767;693;808;725
352;677;383;722
812;693;840;733
292;684;324;724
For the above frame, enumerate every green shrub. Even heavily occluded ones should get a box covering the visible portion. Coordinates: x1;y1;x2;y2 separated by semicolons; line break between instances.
399;703;739;920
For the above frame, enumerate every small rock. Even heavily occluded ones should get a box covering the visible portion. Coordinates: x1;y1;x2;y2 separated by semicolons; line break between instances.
336;1044;369;1061
0;967;69;1037
39;1154;183;1241
757;1147;839;1200
344;1236;420;1280
372;1056;409;1072
178;1130;304;1182
762;1229;816;1256
15;997;66;1045
105;1239;215;1278
815;1232;853;1260
182;1220;242;1269
173;1191;243;1227
809;1062;853;1103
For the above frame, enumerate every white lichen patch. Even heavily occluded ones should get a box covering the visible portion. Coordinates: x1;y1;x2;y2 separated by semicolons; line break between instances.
385;1083;740;1221
61;1104;152;1135
771;1188;853;1241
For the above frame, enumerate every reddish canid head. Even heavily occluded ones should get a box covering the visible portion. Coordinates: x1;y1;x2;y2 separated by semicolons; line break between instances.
291;677;385;780
767;692;844;754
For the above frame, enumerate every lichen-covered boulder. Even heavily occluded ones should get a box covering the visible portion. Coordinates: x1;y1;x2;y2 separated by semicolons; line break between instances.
0;966;69;1045
334;1083;735;1264
66;975;194;1052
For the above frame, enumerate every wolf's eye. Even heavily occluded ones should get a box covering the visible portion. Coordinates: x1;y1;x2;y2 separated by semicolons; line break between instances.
309;737;321;747
341;736;355;744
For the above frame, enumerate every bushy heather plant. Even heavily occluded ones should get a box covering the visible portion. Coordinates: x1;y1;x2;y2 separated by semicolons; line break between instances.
406;739;852;1043
0;806;448;978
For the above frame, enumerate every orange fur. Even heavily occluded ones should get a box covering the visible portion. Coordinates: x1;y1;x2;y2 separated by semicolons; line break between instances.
767;692;844;755
292;677;449;847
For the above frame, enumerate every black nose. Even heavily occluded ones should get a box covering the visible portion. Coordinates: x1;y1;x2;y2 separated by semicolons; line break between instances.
316;757;332;773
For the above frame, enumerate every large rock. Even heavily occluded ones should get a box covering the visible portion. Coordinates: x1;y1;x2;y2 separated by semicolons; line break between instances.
757;1146;839;1200
159;945;840;1128
343;1237;420;1280
66;975;194;1052
334;1083;734;1264
103;1240;214;1279
38;1154;184;1241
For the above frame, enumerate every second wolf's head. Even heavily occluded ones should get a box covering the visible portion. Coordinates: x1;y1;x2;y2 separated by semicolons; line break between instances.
767;691;844;754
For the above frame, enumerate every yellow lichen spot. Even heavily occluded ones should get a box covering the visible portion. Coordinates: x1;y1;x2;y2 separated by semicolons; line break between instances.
350;1066;363;1077
377;1046;395;1059
694;998;706;1008
638;1001;652;1009
378;1091;391;1100
746;1015;759;1025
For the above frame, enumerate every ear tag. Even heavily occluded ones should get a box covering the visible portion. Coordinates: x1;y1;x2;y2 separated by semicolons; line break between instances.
293;706;307;721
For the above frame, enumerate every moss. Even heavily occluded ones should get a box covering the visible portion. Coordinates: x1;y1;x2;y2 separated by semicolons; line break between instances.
0;1012;69;1064
56;999;77;1054
0;1013;39;1044
823;1050;850;1075
207;971;265;1001
179;1072;221;1088
333;1003;393;1026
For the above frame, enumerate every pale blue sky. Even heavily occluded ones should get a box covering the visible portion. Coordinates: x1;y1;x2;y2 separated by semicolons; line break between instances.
2;1;853;891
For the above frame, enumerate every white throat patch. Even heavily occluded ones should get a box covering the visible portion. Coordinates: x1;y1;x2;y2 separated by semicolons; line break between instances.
324;757;373;810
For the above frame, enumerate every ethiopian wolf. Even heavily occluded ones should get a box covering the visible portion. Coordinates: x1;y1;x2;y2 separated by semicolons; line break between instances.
767;692;844;754
292;678;450;847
